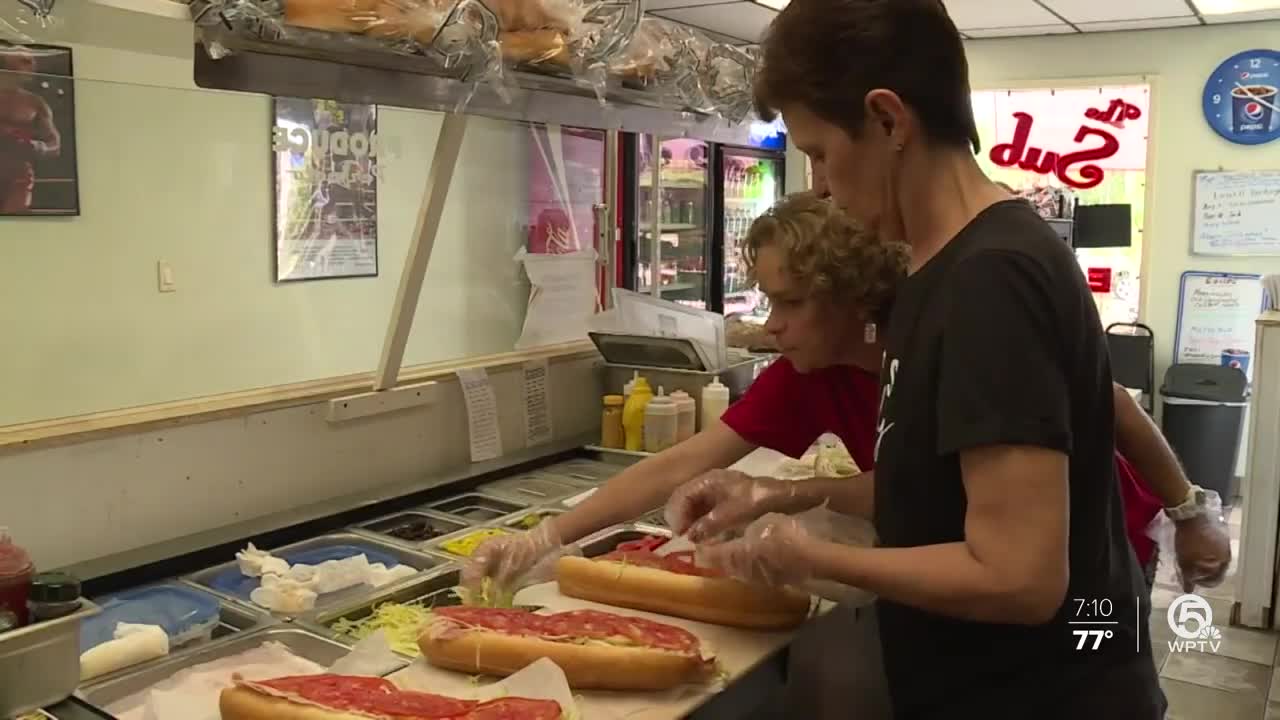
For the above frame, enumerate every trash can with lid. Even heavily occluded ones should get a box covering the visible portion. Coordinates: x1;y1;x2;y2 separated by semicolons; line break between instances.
1159;364;1249;505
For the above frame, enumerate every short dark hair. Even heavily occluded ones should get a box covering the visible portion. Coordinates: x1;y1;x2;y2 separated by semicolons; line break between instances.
755;0;981;153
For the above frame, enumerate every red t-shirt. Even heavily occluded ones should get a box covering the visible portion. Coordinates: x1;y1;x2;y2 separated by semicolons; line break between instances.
724;356;1162;565
720;357;880;472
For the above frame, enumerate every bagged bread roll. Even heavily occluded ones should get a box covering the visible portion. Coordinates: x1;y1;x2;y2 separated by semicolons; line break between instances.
281;0;378;32
500;28;569;65
281;0;448;44
484;0;573;32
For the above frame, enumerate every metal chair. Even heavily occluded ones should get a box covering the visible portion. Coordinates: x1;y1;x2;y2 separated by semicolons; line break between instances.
1106;322;1155;414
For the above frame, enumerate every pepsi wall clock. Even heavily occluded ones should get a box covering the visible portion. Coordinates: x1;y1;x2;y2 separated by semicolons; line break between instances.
1203;49;1280;146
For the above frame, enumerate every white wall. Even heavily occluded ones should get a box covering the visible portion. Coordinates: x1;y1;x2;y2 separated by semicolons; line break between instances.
965;21;1280;390
1;20;536;426
0;353;601;570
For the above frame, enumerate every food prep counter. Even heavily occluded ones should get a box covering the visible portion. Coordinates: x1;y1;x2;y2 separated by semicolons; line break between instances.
24;450;799;719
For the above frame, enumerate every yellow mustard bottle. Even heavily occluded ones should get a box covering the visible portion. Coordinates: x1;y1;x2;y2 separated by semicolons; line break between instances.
622;377;653;452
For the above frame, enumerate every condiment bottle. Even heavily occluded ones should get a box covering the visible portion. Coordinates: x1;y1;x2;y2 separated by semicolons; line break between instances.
700;377;730;432
600;394;625;449
644;389;679;453
28;572;82;622
622;370;640;399
622;376;653;452
670;390;697;442
0;529;34;628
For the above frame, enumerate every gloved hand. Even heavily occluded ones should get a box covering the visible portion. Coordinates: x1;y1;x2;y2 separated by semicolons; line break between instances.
1149;489;1232;592
665;470;819;542
696;512;812;588
461;520;568;602
1173;498;1232;591
697;507;879;606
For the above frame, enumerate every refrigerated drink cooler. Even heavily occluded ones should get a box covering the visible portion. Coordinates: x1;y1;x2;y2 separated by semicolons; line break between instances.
623;121;786;314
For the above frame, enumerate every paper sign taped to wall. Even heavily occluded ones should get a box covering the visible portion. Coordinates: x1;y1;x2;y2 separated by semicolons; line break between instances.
522;359;553;448
456;368;503;463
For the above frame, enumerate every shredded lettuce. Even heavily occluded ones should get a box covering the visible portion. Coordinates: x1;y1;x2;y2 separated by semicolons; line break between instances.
329;602;432;657
452;577;516;609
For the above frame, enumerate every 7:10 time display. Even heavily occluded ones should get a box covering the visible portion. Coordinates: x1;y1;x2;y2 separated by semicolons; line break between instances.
1073;598;1113;617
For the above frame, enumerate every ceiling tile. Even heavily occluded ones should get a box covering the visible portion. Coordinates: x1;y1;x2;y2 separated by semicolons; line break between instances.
653;2;776;42
1201;8;1280;21
942;0;1062;29
964;23;1078;36
646;0;736;11
1077;16;1202;29
1040;0;1194;22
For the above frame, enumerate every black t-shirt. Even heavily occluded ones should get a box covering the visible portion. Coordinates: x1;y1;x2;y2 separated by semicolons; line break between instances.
873;201;1165;718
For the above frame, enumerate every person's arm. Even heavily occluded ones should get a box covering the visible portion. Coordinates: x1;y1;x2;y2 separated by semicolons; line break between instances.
551;421;755;543
804;446;1067;624
1112;382;1191;507
793;471;875;519
805;250;1075;624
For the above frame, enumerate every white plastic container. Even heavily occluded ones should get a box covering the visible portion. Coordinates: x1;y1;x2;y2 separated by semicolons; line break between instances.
670;390;696;442
700;377;730;431
644;391;679;453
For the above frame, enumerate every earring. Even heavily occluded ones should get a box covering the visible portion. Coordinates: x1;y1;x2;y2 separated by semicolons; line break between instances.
864;323;877;343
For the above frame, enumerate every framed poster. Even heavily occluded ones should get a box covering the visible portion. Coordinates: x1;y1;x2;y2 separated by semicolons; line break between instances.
0;42;79;216
1202;49;1280;146
273;97;379;282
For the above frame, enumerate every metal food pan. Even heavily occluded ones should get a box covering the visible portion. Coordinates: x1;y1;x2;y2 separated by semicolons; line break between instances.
576;523;670;558
79;626;368;712
478;472;580;504
187;533;437;616
0;601;100;718
352;511;469;547
75;598;269;688
544;459;624;485
500;507;565;530
311;565;463;651
425;493;527;523
425;525;517;560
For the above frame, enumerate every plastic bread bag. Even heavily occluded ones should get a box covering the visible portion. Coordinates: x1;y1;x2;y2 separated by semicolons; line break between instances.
3;0;59;43
186;0;503;100
604;15;675;89
562;0;640;104
700;42;757;124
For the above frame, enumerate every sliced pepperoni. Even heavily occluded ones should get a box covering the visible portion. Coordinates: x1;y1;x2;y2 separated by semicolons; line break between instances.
433;606;699;653
599;549;722;578
466;697;564;719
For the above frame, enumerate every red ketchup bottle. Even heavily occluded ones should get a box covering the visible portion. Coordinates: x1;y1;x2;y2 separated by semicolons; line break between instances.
0;529;34;629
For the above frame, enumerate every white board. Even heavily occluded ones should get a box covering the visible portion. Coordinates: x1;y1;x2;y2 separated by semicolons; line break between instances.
1174;272;1264;372
1192;170;1280;256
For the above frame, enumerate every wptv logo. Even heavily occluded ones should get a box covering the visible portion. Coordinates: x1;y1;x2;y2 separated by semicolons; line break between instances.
1166;594;1223;654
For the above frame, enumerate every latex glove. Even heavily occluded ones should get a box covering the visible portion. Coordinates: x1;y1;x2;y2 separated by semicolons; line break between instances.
697;512;812;588
461;520;566;600
1174;513;1232;592
666;469;817;542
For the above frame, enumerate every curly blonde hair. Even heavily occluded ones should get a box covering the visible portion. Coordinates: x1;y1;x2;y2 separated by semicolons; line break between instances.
740;192;909;316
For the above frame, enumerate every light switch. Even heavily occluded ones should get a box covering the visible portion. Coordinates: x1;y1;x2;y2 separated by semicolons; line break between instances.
157;261;176;293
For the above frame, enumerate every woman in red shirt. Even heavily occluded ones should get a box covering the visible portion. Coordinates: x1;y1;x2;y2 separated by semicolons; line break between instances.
464;192;895;589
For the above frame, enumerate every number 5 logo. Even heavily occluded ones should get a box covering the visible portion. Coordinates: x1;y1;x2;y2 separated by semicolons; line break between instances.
1168;594;1214;640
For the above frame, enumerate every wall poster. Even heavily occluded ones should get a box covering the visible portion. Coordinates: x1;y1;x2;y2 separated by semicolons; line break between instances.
0;42;79;216
273;97;379;282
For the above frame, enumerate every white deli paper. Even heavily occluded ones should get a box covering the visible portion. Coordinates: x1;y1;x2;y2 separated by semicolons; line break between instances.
392;657;578;716
456;367;503;463
514;248;599;350
105;633;406;720
522;358;553;448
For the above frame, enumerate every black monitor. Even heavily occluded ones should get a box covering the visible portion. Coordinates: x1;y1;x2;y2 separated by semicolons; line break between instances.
1073;204;1132;248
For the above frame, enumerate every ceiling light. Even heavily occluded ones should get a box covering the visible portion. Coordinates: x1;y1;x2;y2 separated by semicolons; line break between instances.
1192;0;1280;13
753;0;790;10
